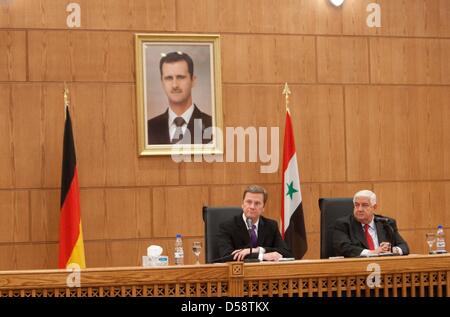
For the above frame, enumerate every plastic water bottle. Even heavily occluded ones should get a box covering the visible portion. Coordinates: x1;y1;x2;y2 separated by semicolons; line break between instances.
174;234;184;265
436;225;446;253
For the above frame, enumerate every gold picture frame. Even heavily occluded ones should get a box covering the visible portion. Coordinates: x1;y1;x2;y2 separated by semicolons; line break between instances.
135;33;223;156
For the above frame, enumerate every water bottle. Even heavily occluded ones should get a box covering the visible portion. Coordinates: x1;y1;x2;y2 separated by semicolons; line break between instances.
436;225;447;253
174;234;184;265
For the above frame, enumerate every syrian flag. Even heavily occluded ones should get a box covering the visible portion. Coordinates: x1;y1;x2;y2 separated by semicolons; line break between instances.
281;110;307;259
58;106;86;269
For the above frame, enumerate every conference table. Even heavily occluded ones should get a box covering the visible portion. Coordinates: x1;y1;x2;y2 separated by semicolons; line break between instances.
0;254;448;297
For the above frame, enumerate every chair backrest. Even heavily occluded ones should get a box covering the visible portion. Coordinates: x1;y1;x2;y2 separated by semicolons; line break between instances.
202;206;243;263
318;197;354;259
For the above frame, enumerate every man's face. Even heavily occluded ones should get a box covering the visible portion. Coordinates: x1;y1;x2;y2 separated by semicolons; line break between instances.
161;60;196;107
242;192;265;222
353;196;376;224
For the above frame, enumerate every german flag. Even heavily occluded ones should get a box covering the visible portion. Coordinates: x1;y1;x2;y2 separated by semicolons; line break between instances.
58;100;86;269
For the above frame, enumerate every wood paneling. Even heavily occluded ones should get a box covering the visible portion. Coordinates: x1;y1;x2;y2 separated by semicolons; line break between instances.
30;189;59;242
0;191;29;243
221;35;316;83
103;84;137;186
28;31;135;82
317;37;369;83
153;186;208;238
80;188;152;241
374;182;450;230
0;243;58;271
0;31;26;81
10;85;43;188
177;0;342;35
0;0;176;31
346;86;450;181
0;0;448;270
343;0;450;37
0;85;14;188
370;38;450;84
290;85;346;182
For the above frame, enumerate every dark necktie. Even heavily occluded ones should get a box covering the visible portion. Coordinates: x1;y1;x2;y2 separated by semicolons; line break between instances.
364;224;375;250
250;224;257;248
171;117;185;144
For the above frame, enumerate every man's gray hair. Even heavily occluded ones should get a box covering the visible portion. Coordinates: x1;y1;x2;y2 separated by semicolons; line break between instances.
353;189;377;206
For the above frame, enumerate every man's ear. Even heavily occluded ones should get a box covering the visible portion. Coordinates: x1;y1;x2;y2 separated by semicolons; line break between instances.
373;203;377;211
191;75;197;87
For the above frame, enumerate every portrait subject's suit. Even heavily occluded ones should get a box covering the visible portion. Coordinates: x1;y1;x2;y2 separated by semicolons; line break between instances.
147;105;212;144
216;214;293;262
332;214;410;257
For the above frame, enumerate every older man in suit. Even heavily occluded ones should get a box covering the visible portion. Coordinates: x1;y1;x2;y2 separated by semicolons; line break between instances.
333;189;409;258
147;51;212;145
217;185;293;262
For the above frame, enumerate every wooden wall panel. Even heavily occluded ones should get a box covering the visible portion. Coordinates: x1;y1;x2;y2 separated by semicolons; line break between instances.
177;0;342;35
153;186;208;238
84;241;108;268
290;85;346;182
69;84;107;187
0;0;176;31
56;187;150;241
28;31;135;82
343;0;450;37
80;189;106;241
1;0;448;269
401;229;435;255
30;189;59;242
221;35;316;83
103;84;137;186
370;38;450;84
105;189;139;239
0;31;26;81
317;37;369;83
0;85;14;188
0;243;58;270
10;85;43;188
40;85;65;188
346;86;450;181
373;182;450;230
0;191;29;243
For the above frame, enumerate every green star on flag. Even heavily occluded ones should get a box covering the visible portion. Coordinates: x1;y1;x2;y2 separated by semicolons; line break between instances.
286;181;298;200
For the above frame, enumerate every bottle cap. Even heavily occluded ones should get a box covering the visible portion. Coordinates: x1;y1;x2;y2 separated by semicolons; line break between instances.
176;234;182;238
437;225;443;229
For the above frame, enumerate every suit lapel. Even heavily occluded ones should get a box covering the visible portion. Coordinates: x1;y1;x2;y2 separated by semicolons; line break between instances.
257;217;265;246
375;221;387;243
236;216;251;246
161;109;171;143
186;105;206;142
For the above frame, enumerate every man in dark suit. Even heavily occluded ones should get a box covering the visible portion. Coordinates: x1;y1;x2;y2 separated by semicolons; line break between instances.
333;189;409;257
217;185;293;262
147;51;212;145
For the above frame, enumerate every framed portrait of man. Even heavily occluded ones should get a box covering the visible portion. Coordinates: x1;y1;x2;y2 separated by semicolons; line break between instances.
135;33;223;156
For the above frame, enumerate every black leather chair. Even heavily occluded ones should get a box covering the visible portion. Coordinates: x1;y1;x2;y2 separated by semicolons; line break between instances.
202;206;242;263
318;197;354;259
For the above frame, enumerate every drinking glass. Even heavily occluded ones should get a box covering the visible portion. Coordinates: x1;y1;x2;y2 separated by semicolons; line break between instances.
192;241;202;265
425;233;436;254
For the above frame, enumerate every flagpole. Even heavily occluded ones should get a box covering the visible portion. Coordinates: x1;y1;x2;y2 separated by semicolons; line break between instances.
282;82;291;113
64;82;70;119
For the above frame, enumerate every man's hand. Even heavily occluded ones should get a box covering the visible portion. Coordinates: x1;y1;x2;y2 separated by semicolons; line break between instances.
232;248;252;261
370;242;391;254
262;252;282;261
